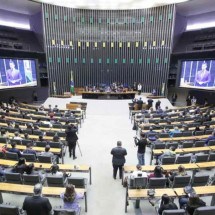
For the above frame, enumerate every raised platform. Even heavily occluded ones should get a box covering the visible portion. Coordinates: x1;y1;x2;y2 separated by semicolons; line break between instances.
82;92;136;100
146;95;166;99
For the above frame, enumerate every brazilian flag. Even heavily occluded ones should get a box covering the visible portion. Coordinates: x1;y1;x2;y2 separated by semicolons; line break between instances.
70;71;74;94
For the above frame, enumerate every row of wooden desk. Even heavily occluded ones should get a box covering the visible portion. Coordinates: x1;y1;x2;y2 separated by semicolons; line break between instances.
0;159;92;184
126;186;215;212
0;183;88;212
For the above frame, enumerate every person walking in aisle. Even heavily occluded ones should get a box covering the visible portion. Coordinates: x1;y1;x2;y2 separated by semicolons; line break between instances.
111;141;127;179
65;124;78;159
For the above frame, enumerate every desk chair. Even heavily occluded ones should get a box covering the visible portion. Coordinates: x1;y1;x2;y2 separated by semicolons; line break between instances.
173;133;183;138
10;139;22;145
205;130;213;135
171;175;191;188
22;129;32;135
148;178;167;189
208;153;215;161
37;155;52;163
57;132;66;138
53;124;62;129
46;175;67;187
176;155;191;164
0;137;7;143
5;172;22;184
0;151;5;159
22;154;37;162
166;143;178;149
195;131;204;136
67;177;87;189
23;174;45;185
192;175;209;187
21;139;32;146
46;131;56;137
153;143;166;150
162;209;186;215
33;130;43;136
195;154;209;163
40;124;50;128
0;204;22;215
133;177;148;189
49;142;62;148
182;141;194;148
5;152;19;161
53;208;77;215
161;156;176;165
208;140;215;146
193;206;215;215
35;141;47;147
182;131;193;137
159;133;169;138
194;141;205;147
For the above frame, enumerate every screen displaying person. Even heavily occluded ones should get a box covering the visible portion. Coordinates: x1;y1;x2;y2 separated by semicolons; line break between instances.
195;62;211;86
24;60;33;83
6;60;22;85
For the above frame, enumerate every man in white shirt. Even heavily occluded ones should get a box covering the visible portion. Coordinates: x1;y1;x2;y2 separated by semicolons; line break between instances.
131;164;147;178
137;83;142;95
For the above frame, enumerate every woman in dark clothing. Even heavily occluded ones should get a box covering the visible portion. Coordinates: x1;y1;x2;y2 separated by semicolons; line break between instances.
158;194;178;215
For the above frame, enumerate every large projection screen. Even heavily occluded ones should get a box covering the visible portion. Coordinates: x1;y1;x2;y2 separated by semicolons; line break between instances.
0;58;37;90
179;59;215;90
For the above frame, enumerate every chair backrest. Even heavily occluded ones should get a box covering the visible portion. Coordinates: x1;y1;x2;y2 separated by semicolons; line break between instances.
38;155;52;163
46;131;56;137
35;141;47;147
205;130;213;135
67;177;86;188
58;132;66;138
49;142;61;148
208;153;215;161
166;143;178;149
40;124;50;128
182;142;194;148
0;203;21;215
52;124;62;129
11;139;22;145
159;133;170;138
162;209;186;215
22;129;33;135
176;155;191;164
194;141;205;147
173;133;183;137
5;152;18;161
23;174;41;185
172;175;191;188
21;139;32;146
195;131;204;136
53;208;76;215
195;154;209;163
133;177;148;189
183;131;193;137
193;206;215;215
148;178;166;188
46;175;65;187
162;156;176;165
33;130;43;136
22;153;36;162
153;143;166;149
192;175;209;187
208;140;215;146
5;172;22;184
0;137;7;143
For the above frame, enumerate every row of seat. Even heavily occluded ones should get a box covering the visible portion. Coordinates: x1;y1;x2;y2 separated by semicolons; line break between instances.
2;172;86;188
130;174;214;190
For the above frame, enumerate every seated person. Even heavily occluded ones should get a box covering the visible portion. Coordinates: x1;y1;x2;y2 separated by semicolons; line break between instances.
168;165;187;182
13;131;23;140
157;146;176;164
7;142;22;158
192;126;201;135
179;193;206;215
60;184;84;214
48;164;66;177
40;145;58;163
147;127;157;142
24;133;30;140
53;105;59;112
148;166;164;179
23;143;37;156
131;164;147;179
12;157;34;174
169;127;181;137
205;131;215;145
0;129;8;138
158;194;178;215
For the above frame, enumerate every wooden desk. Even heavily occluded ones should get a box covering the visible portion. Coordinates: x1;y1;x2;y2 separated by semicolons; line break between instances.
0;159;92;184
159;134;209;142
0;143;61;154
126;186;215;212
0;183;88;212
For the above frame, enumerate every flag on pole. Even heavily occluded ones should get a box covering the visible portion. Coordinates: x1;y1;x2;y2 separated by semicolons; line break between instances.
70;71;75;94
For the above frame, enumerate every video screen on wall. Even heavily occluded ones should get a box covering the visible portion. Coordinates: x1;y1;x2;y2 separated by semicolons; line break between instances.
0;58;37;90
179;59;215;90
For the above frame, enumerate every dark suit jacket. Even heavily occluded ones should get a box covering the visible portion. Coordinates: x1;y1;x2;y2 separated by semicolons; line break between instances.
23;195;52;215
111;146;127;165
65;127;78;143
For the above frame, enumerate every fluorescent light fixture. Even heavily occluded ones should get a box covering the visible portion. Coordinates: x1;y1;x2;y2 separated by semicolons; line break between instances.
0;20;30;30
187;22;215;31
32;0;190;10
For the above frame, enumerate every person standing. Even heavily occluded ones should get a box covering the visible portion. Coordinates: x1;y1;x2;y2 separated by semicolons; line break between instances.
65;124;78;159
147;98;153;110
23;183;52;215
186;94;191;106
191;96;197;106
111;141;127;179
134;133;148;165
137;83;142;95
155;100;161;110
171;93;177;106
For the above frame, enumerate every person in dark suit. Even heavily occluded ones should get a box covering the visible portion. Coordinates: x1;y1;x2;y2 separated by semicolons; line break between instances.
137;97;143;110
111;141;127;179
65;124;78;159
8;142;22;158
23;183;52;215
